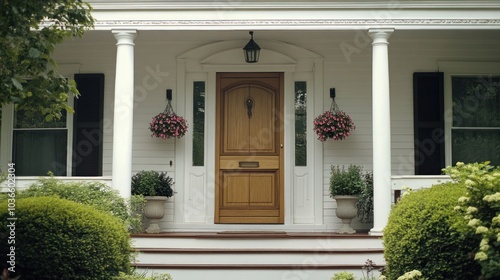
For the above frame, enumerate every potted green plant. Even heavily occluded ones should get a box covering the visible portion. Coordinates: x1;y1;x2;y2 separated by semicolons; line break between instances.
131;170;174;233
330;164;365;233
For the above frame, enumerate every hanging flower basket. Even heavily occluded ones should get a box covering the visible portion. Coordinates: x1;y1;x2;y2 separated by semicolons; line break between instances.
149;98;188;139
313;99;355;142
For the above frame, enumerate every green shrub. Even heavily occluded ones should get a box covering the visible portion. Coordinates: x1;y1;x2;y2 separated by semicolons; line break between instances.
128;194;147;233
18;177;128;221
394;270;426;280
131;170;174;197
0;197;131;280
331;271;355;280
444;162;500;279
383;182;481;280
16;177;146;233
330;165;365;196
357;171;373;223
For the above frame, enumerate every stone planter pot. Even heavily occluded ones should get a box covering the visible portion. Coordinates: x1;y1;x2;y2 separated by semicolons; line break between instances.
144;196;168;234
333;195;359;234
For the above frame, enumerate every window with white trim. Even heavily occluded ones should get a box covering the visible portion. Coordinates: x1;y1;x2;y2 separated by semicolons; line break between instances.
192;81;205;166
294;81;307;166
451;75;500;165
13;109;68;176
8;73;104;176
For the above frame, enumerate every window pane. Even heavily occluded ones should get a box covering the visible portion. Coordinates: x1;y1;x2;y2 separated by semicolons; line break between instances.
14;109;66;128
295;81;307;166
193;81;205;166
13;130;68;176
452;129;500;166
452;76;500;127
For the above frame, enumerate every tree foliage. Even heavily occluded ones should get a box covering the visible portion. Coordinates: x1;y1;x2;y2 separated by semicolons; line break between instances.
0;0;94;121
445;162;500;279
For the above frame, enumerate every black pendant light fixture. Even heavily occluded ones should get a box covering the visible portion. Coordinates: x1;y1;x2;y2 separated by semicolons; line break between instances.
243;31;261;63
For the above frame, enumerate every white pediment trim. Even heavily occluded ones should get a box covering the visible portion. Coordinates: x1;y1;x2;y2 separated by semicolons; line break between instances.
178;40;319;73
201;64;297;72
201;48;297;65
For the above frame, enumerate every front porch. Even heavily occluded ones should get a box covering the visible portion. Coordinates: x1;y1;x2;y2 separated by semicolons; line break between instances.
1;1;499;236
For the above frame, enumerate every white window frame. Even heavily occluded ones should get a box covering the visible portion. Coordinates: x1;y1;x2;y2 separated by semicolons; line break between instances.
0;64;80;175
439;61;500;166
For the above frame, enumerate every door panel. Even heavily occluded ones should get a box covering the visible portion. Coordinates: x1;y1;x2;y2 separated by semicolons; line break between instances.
223;173;250;206
249;173;276;206
248;85;275;152
215;72;284;224
224;86;249;153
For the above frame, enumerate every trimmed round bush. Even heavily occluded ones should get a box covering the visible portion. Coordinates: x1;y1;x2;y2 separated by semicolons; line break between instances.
18;177;129;222
383;182;481;280
0;197;131;280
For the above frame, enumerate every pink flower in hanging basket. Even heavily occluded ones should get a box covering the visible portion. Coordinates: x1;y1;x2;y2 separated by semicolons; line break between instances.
149;112;188;139
313;110;355;142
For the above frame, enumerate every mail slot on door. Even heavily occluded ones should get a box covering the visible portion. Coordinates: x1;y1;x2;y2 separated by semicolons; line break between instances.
239;161;260;168
219;156;279;169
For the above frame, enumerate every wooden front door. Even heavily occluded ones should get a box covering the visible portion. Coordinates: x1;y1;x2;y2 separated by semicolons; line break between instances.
215;72;284;224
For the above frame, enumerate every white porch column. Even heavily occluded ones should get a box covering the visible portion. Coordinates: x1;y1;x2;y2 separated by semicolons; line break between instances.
369;28;394;235
111;30;137;198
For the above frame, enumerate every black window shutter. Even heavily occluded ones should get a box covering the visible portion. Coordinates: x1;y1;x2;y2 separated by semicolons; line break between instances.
413;72;445;175
73;74;105;176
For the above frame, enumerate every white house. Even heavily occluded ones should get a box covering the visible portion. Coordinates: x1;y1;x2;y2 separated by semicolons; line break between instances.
1;1;499;278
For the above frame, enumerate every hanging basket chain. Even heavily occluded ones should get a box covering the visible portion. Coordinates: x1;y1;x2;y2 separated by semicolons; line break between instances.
163;99;176;116
330;98;341;113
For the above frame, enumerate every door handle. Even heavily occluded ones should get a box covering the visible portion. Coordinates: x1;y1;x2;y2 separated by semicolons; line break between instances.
239;161;259;168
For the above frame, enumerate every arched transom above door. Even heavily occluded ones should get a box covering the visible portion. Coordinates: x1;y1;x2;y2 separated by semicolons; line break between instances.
177;39;321;72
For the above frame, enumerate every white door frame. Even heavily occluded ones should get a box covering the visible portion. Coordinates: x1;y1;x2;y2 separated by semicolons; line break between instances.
174;39;325;230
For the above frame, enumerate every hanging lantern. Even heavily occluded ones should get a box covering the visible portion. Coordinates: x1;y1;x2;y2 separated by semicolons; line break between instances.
243;31;261;63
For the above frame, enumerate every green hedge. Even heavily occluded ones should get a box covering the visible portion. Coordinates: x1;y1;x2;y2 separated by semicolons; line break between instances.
15;177;146;233
0;197;131;280
18;177;129;222
383;183;481;280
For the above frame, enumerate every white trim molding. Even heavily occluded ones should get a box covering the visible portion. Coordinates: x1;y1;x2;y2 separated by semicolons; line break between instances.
88;1;500;31
174;39;325;230
93;19;500;31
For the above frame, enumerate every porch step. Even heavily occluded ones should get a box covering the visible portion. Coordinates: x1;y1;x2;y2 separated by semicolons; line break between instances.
131;232;385;280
